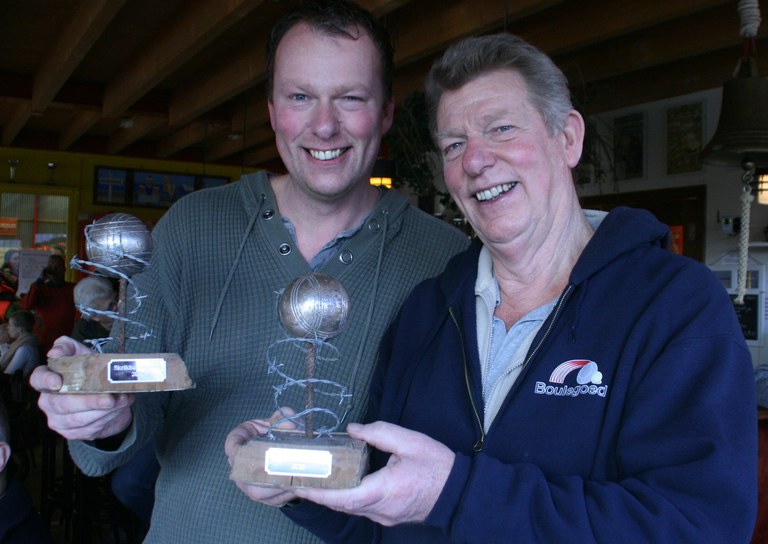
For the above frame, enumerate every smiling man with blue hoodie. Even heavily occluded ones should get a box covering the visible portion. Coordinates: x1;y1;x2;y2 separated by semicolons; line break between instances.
232;32;759;543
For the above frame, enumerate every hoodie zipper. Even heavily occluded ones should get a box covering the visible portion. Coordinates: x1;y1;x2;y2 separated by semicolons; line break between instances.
450;307;486;452
452;284;574;453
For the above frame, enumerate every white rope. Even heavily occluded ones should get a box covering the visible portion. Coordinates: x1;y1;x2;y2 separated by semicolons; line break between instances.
735;183;753;304
739;0;761;38
733;0;761;304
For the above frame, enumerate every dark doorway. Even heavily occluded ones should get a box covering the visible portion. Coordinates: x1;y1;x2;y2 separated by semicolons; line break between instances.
580;185;706;262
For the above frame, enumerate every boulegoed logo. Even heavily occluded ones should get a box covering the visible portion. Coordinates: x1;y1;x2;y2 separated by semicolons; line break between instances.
534;359;608;398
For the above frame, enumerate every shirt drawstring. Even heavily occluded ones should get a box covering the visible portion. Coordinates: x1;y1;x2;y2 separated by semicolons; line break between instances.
341;208;389;423
208;194;265;340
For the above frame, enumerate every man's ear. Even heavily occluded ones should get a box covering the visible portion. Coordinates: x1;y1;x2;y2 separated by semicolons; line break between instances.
562;109;585;168
382;96;395;134
0;441;10;473
268;98;276;131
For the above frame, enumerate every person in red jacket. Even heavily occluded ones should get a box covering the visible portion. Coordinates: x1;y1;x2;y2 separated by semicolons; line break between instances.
20;254;75;354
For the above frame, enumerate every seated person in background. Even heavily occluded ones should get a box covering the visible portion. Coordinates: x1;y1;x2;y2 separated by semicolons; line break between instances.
0;398;57;543
71;276;117;345
0;311;39;378
0;250;19;321
0;250;19;294
72;276;158;533
20;254;76;354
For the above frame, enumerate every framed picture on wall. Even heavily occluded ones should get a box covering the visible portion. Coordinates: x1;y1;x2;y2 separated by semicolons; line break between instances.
93;167;129;205
666;102;703;175
132;171;195;208
613;113;644;181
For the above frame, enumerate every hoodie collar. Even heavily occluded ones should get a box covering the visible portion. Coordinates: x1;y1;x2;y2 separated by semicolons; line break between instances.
440;206;669;302
570;206;669;285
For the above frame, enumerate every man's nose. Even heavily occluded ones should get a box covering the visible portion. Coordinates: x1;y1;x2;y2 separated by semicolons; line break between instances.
462;138;495;177
312;101;340;139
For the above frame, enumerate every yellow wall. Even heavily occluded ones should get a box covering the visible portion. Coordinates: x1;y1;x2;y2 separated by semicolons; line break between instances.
0;146;253;222
0;146;256;278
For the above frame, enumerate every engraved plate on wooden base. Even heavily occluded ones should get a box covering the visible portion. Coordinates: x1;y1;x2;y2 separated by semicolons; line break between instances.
47;353;194;393
229;430;368;489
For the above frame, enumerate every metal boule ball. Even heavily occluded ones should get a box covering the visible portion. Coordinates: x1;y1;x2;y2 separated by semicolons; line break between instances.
86;213;152;277
278;273;350;340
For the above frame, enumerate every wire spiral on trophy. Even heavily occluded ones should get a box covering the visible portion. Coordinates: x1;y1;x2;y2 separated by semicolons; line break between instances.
265;273;352;439
70;213;153;353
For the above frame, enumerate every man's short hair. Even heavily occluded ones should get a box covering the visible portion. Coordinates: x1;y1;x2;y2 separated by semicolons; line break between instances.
48;254;65;266
9;309;35;333
266;0;394;101
425;33;573;139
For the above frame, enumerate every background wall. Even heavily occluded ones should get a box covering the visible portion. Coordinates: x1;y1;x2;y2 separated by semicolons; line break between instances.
576;86;768;367
0;147;250;226
0;147;252;286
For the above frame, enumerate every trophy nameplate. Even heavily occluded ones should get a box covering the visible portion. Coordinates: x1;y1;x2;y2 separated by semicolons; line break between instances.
230;430;367;488
230;273;368;489
54;213;194;394
48;353;194;393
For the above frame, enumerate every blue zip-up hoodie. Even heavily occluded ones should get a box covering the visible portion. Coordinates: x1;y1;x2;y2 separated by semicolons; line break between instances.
286;206;758;543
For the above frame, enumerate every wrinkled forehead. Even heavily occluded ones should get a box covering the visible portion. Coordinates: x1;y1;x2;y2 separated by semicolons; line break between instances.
274;23;385;95
437;70;534;127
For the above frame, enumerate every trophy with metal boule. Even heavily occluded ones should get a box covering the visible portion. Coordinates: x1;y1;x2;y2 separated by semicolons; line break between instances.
48;212;194;393
229;272;368;489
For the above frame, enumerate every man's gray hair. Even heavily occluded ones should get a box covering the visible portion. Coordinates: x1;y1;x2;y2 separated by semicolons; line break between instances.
425;32;573;139
74;276;115;310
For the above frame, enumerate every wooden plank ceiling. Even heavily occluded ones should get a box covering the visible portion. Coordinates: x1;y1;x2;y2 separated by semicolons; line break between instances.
0;0;764;170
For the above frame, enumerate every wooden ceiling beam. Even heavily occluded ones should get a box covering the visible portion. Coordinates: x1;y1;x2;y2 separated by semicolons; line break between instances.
556;4;742;88
390;0;561;65
59;111;101;150
107;116;166;155
168;38;267;128
1;0;756;166
32;0;124;112
206;127;274;163
102;0;265;118
357;0;414;18
230;95;270;137
156;121;228;159
580;42;761;114
1;0;123;145
510;0;734;55
2;103;32;146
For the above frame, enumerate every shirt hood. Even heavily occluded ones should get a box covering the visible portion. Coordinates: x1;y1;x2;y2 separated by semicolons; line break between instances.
570;206;670;286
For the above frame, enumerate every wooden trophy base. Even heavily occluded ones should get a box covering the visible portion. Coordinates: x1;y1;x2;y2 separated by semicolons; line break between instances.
229;430;368;489
47;353;195;393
